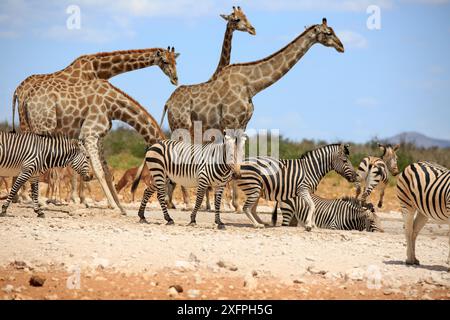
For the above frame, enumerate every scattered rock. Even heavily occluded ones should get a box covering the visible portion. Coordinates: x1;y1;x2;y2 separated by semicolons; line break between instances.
244;274;258;290
307;265;327;275
168;287;179;297
169;284;183;293
345;267;365;281
29;275;46;287
293;279;305;284
10;260;33;270
217;260;238;272
2;284;14;294
187;289;200;298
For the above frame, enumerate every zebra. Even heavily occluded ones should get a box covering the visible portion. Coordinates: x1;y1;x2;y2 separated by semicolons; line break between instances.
274;195;383;232
0;132;91;217
131;131;247;229
397;161;449;266
355;143;400;208
236;143;358;230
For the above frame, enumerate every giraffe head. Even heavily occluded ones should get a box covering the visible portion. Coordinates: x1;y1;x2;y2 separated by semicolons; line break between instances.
332;144;358;182
313;18;344;53
378;143;400;176
220;6;256;35
156;47;180;86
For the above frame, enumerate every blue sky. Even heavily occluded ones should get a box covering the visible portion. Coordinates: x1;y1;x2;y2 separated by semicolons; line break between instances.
0;0;449;143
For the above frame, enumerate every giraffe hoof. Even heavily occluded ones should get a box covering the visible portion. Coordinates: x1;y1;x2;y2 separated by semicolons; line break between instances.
217;223;226;230
405;258;420;266
139;218;149;224
166;220;174;226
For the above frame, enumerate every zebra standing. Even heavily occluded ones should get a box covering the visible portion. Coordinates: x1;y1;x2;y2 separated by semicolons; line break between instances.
397;161;449;266
236;144;358;230
132;131;246;229
275;195;383;232
355;143;400;208
0;132;91;217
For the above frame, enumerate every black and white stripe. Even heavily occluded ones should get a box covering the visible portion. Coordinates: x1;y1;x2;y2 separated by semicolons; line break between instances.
355;144;400;208
236;144;357;230
0;132;91;217
132;133;246;229
397;161;450;266
275;195;383;232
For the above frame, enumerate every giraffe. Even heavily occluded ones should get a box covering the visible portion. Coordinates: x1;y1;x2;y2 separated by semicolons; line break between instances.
210;6;255;80
161;18;344;210
12;47;179;214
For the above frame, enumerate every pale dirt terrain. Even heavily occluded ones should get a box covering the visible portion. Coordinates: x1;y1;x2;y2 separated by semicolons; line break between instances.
0;174;449;300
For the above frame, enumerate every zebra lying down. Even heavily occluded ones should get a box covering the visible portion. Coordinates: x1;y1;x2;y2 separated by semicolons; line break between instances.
0;132;91;217
274;195;383;232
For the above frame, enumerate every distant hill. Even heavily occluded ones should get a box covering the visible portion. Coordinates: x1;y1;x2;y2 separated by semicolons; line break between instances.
384;132;450;149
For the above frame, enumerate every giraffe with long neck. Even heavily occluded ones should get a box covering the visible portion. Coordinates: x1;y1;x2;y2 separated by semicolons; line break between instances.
12;47;179;214
210;6;255;80
163;18;344;133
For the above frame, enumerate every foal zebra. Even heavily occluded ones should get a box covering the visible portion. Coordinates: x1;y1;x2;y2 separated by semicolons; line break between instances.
397;161;450;266
0;132;91;217
275;195;383;232
355;143;400;208
132;132;246;229
236;144;358;230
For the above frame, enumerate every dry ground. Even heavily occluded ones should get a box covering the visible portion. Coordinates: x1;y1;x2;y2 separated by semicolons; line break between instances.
0;174;449;300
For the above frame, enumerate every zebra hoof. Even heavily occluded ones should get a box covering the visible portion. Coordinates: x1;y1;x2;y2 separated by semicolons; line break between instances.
139;218;149;224
0;212;6;217
377;202;383;209
37;213;45;218
166;220;175;226
217;224;226;230
305;226;312;232
188;221;196;227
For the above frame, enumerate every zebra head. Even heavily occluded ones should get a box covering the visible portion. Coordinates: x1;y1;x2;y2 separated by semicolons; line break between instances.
70;141;92;182
332;144;358;183
223;130;247;178
361;203;384;232
379;143;400;176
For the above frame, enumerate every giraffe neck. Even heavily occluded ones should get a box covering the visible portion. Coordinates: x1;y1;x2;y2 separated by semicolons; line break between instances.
59;49;161;81
236;26;319;96
210;22;234;80
109;86;165;145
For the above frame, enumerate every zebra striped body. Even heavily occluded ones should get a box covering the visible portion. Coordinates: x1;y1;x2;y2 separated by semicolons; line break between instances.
236;144;357;229
132;134;245;228
355;144;399;208
397;161;450;266
277;195;383;232
0;132;91;217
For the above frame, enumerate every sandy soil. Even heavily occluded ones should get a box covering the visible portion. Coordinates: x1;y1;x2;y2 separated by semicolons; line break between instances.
0;198;449;300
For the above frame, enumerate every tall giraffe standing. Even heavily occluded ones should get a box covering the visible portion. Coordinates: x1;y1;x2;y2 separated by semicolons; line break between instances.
159;7;255;211
161;18;344;210
13;47;179;214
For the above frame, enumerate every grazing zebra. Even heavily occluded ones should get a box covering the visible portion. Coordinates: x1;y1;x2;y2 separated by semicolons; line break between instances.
355;143;400;208
236;144;358;230
397;161;450;266
274;195;383;232
0;132;91;217
131;132;246;229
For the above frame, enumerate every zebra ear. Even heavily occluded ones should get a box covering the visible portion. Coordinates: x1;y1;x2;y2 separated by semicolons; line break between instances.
393;144;400;152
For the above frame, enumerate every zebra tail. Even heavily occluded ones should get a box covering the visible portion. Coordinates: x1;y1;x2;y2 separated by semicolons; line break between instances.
271;201;278;226
11;91;18;133
131;160;146;194
159;104;168;128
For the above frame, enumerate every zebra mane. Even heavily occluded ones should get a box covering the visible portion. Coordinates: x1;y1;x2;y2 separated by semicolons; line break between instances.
340;196;374;212
298;143;344;160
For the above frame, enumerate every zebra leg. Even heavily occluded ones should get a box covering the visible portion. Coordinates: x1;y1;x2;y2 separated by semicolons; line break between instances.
377;182;387;208
204;187;212;212
403;208;419;265
250;195;267;226
214;186;226;229
411;212;428;262
231;180;242;213
242;189;265;228
300;190;316;232
30;178;44;218
188;184;208;226
166;180;176;209
137;186;156;224
156;186;174;225
1;170;33;217
181;186;192;211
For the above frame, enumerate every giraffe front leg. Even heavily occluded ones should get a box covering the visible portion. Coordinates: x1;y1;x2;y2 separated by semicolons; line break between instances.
30;178;44;218
83;136;124;214
300;189;316;232
214;186;226;229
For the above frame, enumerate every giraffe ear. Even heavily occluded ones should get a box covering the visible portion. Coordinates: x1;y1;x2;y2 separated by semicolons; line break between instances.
174;53;180;59
220;14;230;21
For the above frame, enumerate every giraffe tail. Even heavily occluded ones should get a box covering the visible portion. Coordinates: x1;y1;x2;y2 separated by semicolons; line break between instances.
159;104;168;128
11;91;18;133
131;159;146;194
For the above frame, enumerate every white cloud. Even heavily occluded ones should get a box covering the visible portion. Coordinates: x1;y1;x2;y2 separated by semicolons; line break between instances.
337;30;368;49
355;97;378;108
